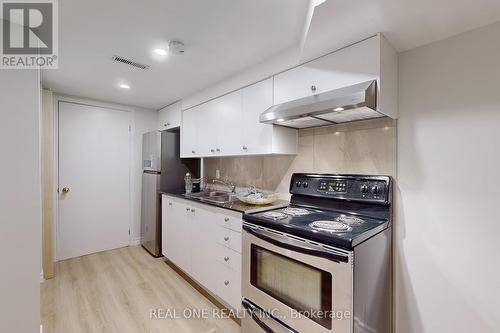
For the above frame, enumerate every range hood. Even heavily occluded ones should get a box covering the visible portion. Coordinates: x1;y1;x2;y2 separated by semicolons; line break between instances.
260;80;384;129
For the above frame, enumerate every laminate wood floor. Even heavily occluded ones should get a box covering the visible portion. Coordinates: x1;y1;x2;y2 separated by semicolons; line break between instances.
41;246;241;333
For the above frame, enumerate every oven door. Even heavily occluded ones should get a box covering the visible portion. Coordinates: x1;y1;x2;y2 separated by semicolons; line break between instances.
242;223;353;333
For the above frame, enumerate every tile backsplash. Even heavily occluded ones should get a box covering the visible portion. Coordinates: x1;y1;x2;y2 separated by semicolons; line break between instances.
204;117;397;199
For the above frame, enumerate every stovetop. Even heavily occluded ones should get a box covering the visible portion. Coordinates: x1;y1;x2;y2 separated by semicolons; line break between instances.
242;173;392;249
243;204;389;249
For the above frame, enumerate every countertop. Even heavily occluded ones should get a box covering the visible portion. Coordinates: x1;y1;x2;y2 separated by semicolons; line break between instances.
160;190;289;214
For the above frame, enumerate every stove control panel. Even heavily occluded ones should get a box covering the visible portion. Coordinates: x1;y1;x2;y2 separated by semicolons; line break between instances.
290;173;391;203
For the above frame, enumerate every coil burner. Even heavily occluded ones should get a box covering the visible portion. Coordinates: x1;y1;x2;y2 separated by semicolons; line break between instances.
262;211;288;220
309;220;353;233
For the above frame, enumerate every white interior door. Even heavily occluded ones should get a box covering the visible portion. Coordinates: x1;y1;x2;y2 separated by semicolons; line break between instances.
58;102;131;260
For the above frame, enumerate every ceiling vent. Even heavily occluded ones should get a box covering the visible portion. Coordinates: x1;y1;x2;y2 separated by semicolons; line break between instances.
111;55;149;70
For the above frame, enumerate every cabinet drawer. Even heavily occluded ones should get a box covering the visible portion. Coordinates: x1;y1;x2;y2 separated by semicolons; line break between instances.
215;226;242;253
215;244;241;272
214;262;242;310
216;211;242;233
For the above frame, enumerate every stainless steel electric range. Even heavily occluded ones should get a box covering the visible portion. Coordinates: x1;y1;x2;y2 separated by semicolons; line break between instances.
241;173;392;333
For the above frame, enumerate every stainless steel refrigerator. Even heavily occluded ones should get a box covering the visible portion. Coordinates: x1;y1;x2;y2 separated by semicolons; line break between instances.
141;129;198;257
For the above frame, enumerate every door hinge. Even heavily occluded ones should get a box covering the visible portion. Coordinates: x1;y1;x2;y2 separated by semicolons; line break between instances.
129;125;131;132
128;229;130;235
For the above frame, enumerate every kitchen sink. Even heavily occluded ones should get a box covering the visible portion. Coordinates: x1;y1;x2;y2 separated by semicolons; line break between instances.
186;191;237;204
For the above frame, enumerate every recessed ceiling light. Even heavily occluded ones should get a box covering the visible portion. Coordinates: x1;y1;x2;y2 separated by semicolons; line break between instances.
153;48;168;56
333;107;344;112
276;118;285;122
119;83;130;89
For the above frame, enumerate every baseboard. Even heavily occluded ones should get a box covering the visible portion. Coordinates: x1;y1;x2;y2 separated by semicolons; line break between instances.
130;236;143;246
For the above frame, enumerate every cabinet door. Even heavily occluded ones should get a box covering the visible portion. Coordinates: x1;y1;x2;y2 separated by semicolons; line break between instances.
181;107;198;157
241;79;273;154
274;36;379;105
194;100;218;156
158;108;169;131
175;201;192;274
190;204;217;293
159;101;182;131
162;196;185;267
213;90;242;156
161;196;173;258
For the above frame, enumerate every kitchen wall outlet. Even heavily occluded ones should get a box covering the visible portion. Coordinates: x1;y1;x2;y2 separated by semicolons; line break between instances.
215;169;220;179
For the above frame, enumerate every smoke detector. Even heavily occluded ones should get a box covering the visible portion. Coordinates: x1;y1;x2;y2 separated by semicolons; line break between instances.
169;41;185;55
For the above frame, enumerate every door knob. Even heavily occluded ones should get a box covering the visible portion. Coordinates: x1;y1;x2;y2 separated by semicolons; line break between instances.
62;187;70;193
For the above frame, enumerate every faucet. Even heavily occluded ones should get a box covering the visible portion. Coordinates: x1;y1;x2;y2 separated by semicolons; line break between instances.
212;178;236;193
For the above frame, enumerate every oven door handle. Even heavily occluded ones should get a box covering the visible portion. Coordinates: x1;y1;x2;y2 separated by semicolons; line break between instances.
243;225;349;263
242;298;298;333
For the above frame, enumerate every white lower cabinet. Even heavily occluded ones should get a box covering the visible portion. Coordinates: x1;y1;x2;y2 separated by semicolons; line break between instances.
162;197;192;275
214;260;242;310
162;195;242;309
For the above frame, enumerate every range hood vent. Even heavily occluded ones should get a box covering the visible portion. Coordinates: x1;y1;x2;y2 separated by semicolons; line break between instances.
260;80;383;129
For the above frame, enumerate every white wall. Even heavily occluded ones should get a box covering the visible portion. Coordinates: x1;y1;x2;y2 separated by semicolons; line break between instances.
396;21;500;332
181;47;301;110
0;71;41;332
53;95;157;253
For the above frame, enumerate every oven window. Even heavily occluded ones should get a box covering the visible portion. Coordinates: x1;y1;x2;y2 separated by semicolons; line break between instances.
250;244;332;329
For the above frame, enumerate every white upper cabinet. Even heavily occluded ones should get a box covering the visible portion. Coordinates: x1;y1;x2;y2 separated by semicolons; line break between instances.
158;101;182;131
180;34;396;157
241;79;273;154
213;91;243;156
273;34;397;119
181;80;297;158
181;106;199;156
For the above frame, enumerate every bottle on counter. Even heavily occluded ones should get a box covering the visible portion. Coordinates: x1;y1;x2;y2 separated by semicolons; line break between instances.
184;173;192;194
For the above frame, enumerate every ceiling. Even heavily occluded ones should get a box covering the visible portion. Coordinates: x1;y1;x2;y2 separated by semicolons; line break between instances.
43;0;500;110
42;0;308;109
301;0;500;61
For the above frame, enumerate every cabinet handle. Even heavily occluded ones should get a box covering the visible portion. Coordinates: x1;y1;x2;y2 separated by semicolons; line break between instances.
311;85;317;92
168;202;172;206
224;256;229;262
224;236;229;241
242;146;248;150
191;209;195;213
216;148;220;152
224;217;229;222
191;150;195;154
186;207;190;211
224;280;230;286
211;149;215;153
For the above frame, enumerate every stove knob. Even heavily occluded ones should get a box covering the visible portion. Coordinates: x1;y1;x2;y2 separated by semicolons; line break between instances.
296;181;302;187
303;182;308;188
372;186;380;195
361;185;369;193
